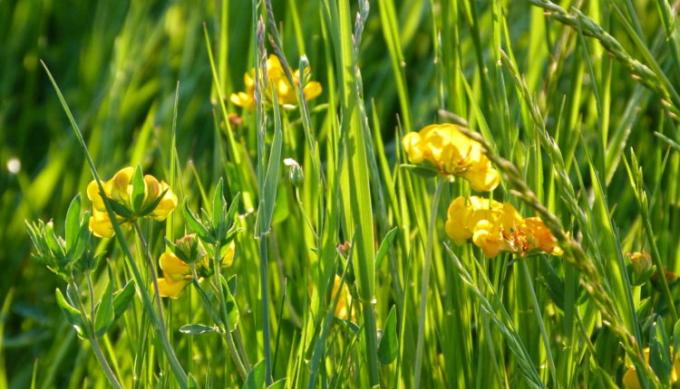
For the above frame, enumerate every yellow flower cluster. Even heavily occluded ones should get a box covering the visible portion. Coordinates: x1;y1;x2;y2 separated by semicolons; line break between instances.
86;167;177;238
230;54;322;110
445;196;561;257
402;124;500;192
622;348;680;388
158;241;235;298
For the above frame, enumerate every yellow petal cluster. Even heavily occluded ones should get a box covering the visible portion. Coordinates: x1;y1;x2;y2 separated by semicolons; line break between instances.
230;54;322;110
158;241;236;299
622;348;680;388
86;167;177;238
331;275;355;321
445;196;561;257
402;124;500;192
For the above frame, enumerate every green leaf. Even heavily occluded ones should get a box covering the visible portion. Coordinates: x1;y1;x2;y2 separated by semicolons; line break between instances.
400;163;439;178
227;275;238;296
64;194;81;252
94;279;115;337
267;379;286;389
131;166;146;212
70;215;90;263
256;102;283;236
183;201;213;243
272;186;289;225
374;227;398;269
673;319;680;358
225;193;241;225
109;199;134;219
212;178;225;230
44;222;65;258
334;317;360;334
138;188;169;217
220;275;240;330
650;318;672;384
112;281;135;319
55;288;83;334
242;360;265;389
179;324;216;335
378;305;398;364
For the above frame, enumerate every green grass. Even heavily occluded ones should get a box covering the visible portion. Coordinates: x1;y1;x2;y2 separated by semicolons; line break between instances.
3;0;680;387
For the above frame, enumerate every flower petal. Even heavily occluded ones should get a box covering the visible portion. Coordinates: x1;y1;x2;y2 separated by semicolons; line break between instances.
159;251;190;281
158;278;190;299
89;210;115;238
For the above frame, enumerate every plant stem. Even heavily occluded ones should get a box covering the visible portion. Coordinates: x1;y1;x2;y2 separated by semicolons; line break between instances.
72;279;123;389
414;180;443;388
133;222;166;320
132;221;189;388
258;235;273;384
191;276;247;379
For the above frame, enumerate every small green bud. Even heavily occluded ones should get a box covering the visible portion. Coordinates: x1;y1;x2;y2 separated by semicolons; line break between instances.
174;234;205;264
284;158;304;187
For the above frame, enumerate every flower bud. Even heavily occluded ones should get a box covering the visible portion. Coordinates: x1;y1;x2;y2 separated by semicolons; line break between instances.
174;234;204;264
627;251;652;276
284;158;304;187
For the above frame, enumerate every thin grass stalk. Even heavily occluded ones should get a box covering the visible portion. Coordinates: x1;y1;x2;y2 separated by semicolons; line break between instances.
253;14;277;384
624;152;679;323
528;0;680;118
414;180;443;388
71;279;123;389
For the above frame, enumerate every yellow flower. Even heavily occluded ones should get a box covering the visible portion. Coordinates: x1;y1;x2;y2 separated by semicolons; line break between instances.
158;278;190;299
520;217;562;256
622;348;680;388
157;241;236;299
445;196;521;246
88;209;115;239
445;196;560;257
401;124;500;192
331;275;354;321
472;220;508;257
157;251;192;298
230;54;322;110
221;241;236;267
230;73;256;109
108;166;134;203
148;180;178;221
86;167;177;238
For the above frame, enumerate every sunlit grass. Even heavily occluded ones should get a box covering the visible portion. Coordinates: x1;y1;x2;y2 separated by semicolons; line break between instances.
3;0;680;388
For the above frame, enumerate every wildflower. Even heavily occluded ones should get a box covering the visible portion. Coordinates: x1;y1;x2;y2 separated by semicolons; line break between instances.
402;124;500;192
519;217;563;256
230;54;322;110
86;167;178;238
622;348;680;388
445;196;561;257
158;240;235;299
331;275;354;321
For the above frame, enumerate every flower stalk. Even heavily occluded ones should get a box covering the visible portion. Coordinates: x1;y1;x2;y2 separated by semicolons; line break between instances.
71;278;123;389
